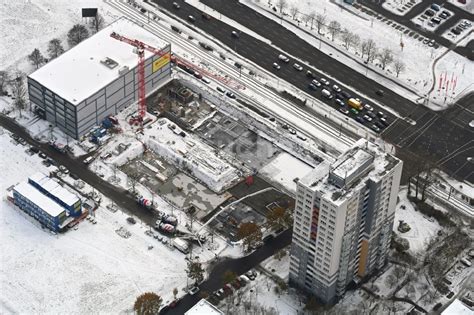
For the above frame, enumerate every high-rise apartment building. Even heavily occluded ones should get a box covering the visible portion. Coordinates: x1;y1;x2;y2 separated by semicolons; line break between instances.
289;139;403;303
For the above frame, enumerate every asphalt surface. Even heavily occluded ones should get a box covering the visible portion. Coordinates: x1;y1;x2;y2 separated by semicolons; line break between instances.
163;229;292;314
356;0;474;60
0;114;293;314
153;0;474;184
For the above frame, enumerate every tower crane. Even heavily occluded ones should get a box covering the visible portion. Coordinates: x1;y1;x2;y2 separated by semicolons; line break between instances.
110;32;243;125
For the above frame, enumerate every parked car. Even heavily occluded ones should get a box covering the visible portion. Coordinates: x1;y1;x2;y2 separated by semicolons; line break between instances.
30;146;39;153
377;111;385;118
201;77;211;84
272;62;281;70
431;17;442;25
375;89;384;96
69;173;79;180
293;63;303;71
366;111;376;119
364;103;373;111
189;286;200;295
424;9;435;17
216;86;226;94
308;83;318;91
231;30;239;38
193;71;202;79
188;15;196;22
371;124;381;132
355;116;365;124
38;152;47;159
245;270;257;280
306;70;316;79
172;2;180;9
332;84;341;93
202;12;212;20
363;114;373;122
350;108;359;115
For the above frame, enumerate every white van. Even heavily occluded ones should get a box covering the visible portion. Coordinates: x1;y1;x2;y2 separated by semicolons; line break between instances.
321;89;333;99
278;54;290;63
83;156;94;164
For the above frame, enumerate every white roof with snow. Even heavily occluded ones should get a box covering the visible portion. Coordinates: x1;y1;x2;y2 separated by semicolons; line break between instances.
185;299;223;315
14;181;66;217
29;172;80;207
441;299;472;315
29;18;169;105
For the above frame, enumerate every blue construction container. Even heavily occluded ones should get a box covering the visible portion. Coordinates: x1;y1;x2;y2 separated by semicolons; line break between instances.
28;172;82;217
13;182;70;232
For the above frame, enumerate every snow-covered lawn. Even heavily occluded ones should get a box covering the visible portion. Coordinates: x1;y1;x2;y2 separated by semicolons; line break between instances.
0;0;119;73
394;188;441;253
242;0;473;110
0;130;192;313
260;152;313;194
448;0;474;14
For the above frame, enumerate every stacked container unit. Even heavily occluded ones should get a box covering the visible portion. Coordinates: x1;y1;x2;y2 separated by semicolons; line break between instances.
28;172;82;217
13;181;68;232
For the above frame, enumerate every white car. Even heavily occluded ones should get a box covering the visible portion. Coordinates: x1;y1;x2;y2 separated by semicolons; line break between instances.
278;54;290;63
363;115;373;122
332;84;341;93
364;104;374;111
311;79;322;87
272;62;281;70
189;286;200;295
293;63;303;71
320;78;330;86
59;165;69;174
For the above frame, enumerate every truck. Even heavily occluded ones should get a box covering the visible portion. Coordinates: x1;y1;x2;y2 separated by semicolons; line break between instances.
172;238;189;254
158;222;176;234
162;214;178;226
136;196;152;209
347;98;363;111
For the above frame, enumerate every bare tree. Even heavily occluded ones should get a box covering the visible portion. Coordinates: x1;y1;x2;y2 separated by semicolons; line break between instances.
172;287;178;300
394;59;406;77
10;73;27;117
128;171;140;193
328;20;341;41
91;13;105;33
67;24;89;47
341;29;357;50
362;39;377;63
0;71;9;94
379;48;394;70
276;0;287;13
289;5;298;20
307;12;316;30
47;39;65;59
28;48;45;69
315;14;326;34
352;33;361;50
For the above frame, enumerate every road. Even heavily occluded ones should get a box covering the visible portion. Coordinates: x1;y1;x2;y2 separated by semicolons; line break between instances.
0;114;293;314
163;229;292;314
356;0;474;60
152;0;474;184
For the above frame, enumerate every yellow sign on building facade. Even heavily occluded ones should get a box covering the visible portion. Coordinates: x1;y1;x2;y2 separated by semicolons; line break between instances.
152;53;171;73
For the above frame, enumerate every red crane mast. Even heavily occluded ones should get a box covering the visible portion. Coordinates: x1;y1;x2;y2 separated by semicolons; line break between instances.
110;32;244;123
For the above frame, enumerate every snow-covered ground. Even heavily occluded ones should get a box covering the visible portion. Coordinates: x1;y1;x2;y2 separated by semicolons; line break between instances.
260;152;313;195
394;188;441;253
241;0;473;110
0;0;119;73
448;0;474;14
0;130;187;313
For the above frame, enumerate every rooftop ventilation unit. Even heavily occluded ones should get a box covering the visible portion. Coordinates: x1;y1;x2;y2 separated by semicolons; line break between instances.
100;57;119;69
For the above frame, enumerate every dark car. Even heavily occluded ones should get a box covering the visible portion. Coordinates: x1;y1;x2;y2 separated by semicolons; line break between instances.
226;91;236;99
69;173;79;180
377;111;385;118
375;121;385;129
306;70;316;79
308;83;318;91
202;12;211;20
376;89;384;96
424;9;435;17
339;91;351;99
30;146;39;153
451;28;461;35
366;111;376;119
335;98;345;107
39;152;47;159
355;116;365;124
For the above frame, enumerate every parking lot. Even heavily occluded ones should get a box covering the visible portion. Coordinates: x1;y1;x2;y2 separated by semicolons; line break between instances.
413;4;454;32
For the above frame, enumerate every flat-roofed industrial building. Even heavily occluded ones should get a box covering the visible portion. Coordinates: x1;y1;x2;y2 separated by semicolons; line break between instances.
27;18;171;139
